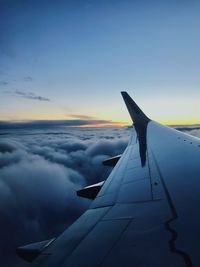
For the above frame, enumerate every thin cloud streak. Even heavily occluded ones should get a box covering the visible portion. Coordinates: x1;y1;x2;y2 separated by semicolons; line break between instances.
4;90;50;102
0;81;8;86
69;114;97;120
24;76;33;82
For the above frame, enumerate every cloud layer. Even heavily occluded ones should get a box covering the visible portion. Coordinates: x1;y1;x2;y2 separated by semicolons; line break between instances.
0;125;199;267
0;126;129;267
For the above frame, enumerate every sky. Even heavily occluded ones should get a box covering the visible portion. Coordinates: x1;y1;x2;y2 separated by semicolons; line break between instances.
0;0;200;125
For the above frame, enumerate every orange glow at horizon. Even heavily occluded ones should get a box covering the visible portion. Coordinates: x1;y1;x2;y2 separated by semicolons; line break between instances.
1;92;199;127
65;121;129;128
63;119;200;128
0;117;199;127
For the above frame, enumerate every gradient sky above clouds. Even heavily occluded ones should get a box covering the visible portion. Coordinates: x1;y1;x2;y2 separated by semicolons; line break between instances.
0;0;200;125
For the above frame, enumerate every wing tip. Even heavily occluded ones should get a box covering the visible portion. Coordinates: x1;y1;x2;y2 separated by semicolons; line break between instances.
120;91;127;96
121;91;150;124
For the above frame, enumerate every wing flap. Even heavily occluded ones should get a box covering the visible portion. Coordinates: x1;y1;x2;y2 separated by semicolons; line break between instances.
102;154;121;166
77;181;104;199
16;239;55;262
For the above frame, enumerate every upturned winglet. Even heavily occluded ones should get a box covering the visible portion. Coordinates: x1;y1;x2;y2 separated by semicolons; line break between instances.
121;91;150;166
121;91;150;125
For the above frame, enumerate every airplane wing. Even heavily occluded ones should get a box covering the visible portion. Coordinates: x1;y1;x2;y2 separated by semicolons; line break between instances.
17;92;200;267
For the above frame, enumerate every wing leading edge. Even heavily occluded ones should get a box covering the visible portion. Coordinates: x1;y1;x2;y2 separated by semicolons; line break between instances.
18;92;200;267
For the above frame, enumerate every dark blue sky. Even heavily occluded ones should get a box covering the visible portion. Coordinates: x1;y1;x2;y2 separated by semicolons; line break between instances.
0;0;200;124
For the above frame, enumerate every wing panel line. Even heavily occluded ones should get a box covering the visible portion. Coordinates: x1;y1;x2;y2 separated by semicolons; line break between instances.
150;148;193;267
